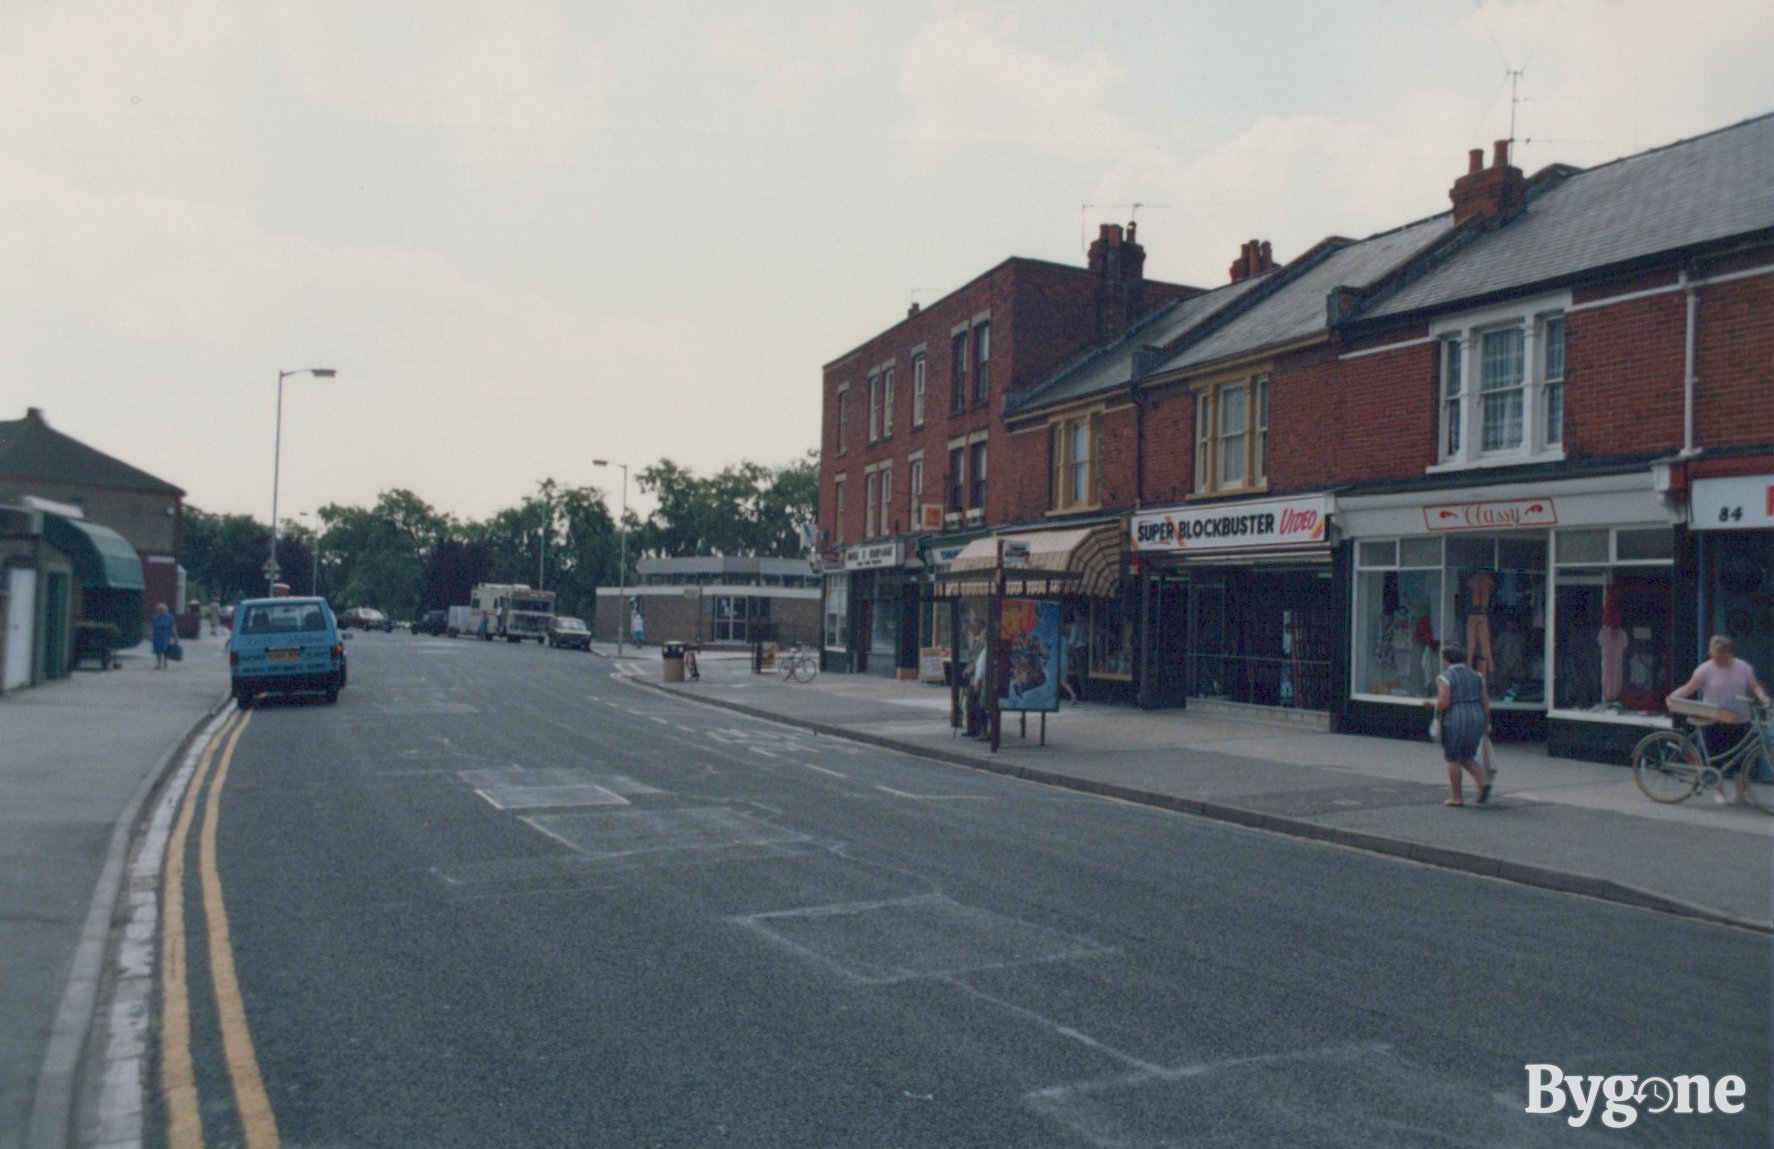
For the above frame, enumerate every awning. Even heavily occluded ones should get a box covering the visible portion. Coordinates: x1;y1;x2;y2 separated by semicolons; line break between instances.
936;522;1122;598
43;513;146;590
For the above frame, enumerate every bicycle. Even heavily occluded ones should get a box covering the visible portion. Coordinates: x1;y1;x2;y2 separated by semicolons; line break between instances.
1631;701;1774;813
778;644;820;684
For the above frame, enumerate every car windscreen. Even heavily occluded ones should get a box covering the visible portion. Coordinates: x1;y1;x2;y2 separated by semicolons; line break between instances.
238;604;331;635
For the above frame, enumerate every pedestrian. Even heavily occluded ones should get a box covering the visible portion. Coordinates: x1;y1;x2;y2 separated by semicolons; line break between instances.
1431;645;1493;806
206;598;220;637
151;602;176;670
1061;607;1086;704
961;615;987;737
476;612;489;641
1668;635;1772;801
630;602;645;648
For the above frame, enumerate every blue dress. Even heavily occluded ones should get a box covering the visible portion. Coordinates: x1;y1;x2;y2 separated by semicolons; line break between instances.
1439;663;1486;760
151;611;175;655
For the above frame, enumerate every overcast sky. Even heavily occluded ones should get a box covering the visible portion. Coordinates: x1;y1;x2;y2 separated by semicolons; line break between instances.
4;0;1771;526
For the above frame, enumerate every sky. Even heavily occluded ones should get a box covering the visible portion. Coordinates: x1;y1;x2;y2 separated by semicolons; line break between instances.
3;0;1771;527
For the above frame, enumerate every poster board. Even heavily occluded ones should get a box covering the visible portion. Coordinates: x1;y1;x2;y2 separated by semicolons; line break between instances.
997;598;1061;713
919;646;950;684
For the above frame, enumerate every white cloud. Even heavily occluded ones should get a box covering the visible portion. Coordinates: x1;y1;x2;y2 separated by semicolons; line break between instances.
898;3;1150;163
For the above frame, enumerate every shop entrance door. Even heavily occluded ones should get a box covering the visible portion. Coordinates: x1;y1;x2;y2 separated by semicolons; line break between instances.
1139;575;1189;708
1188;578;1229;699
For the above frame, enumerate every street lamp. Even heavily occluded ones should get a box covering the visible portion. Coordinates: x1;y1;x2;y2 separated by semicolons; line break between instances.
592;459;628;655
268;367;337;595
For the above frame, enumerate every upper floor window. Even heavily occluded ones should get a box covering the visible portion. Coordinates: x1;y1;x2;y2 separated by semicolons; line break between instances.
882;365;895;438
1434;296;1569;470
973;321;991;405
832;475;846;544
950;331;969;414
864;469;880;538
1051;412;1103;512
908;454;925;526
1194;375;1268;495
947;444;966;511
969;440;988;513
867;375;881;443
878;464;893;537
911;353;927;427
836;385;850;454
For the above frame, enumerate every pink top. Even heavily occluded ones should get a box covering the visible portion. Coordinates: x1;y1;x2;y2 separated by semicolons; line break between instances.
1690;658;1759;721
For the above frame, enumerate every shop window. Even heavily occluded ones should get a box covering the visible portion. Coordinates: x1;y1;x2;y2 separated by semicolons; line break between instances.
1353;534;1548;704
823;574;849;651
1089;597;1133;680
1433;295;1569;470
1552;528;1676;715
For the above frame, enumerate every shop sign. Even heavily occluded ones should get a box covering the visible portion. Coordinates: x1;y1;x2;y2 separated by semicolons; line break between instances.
844;540;900;570
1130;494;1331;554
1691;475;1774;530
817;546;846;573
926;543;969;568
1423;498;1558;532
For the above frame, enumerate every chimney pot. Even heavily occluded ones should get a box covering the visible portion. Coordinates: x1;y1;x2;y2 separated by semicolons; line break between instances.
1468;148;1484;174
907;302;921;318
1493;139;1510;168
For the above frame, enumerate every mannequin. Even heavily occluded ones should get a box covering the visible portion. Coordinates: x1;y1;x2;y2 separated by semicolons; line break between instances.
1598;585;1627;703
1464;570;1496;678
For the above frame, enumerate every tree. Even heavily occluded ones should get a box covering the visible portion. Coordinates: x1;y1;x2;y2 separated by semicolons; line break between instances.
181;507;271;604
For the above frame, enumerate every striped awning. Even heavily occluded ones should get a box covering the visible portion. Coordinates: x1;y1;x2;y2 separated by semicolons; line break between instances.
936;521;1122;598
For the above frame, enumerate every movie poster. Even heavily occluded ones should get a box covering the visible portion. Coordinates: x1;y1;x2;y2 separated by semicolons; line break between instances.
998;598;1061;713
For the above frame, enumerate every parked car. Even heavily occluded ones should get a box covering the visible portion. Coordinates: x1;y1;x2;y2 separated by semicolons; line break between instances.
338;606;393;632
547;615;593;650
411;609;448;635
227;596;347;707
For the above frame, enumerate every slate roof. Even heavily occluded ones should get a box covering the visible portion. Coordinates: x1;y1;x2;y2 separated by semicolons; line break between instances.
0;409;183;495
1002;276;1272;415
1360;112;1774;322
1160;213;1455;373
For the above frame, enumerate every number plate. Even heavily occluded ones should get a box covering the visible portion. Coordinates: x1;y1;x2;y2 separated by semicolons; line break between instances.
267;648;301;663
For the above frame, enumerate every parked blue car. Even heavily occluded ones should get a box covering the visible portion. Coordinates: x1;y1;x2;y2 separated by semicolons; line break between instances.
228;596;347;707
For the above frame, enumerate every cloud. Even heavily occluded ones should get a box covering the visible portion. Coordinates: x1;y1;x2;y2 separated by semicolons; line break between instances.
898;4;1150;163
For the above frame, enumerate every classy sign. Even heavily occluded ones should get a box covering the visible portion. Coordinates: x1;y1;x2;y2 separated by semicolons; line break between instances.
1423;498;1558;532
1130;495;1331;554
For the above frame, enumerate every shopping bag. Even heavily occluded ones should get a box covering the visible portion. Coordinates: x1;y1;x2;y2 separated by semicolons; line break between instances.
167;641;183;662
1479;734;1497;778
1427;709;1441;741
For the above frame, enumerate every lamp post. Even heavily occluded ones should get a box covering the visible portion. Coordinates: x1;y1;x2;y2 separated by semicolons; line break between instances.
592;459;628;655
268;367;337;595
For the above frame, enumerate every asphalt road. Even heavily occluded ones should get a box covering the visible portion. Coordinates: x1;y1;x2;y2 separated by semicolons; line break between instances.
151;632;1771;1147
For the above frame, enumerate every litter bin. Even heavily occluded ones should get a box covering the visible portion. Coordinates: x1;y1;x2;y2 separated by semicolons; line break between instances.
661;641;686;683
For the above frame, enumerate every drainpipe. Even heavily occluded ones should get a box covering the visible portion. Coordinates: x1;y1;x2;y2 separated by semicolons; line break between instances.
1681;270;1700;457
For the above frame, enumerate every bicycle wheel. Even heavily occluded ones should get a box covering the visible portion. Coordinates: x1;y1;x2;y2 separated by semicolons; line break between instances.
1737;746;1774;814
1632;731;1703;804
792;652;819;683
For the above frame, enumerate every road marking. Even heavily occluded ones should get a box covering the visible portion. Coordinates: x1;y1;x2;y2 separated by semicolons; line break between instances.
875;785;988;801
800;762;847;778
159;711;235;1148
750;747;779;760
199;714;281;1148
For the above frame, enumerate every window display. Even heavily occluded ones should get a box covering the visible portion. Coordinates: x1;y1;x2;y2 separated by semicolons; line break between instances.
1552;529;1675;714
1355;534;1546;704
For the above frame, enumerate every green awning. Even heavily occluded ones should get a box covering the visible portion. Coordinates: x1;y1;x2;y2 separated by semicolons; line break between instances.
43;513;146;590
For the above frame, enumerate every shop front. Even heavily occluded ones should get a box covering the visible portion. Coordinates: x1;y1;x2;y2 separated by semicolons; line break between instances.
823;539;919;677
1130;494;1339;718
1690;469;1774;684
1338;470;1685;762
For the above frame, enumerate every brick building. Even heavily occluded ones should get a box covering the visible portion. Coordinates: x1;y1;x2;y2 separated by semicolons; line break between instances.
929;113;1771;762
817;223;1197;675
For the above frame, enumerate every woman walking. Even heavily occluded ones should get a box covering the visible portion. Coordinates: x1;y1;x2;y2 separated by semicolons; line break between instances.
1433;646;1493;806
150;603;176;670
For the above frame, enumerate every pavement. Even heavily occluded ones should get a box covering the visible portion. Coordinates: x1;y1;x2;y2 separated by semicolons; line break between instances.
1;631;1769;1147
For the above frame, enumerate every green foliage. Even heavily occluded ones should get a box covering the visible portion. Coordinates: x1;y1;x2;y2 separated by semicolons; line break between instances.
178;457;817;619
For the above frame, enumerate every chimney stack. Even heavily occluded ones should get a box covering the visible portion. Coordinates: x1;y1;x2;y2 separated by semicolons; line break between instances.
1450;139;1527;226
1089;221;1148;343
1228;239;1276;283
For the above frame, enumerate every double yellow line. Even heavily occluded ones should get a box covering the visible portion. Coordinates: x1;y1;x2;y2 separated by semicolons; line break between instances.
159;708;280;1149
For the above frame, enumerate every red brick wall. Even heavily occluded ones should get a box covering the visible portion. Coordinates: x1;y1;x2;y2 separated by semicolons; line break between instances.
1693;264;1774;448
